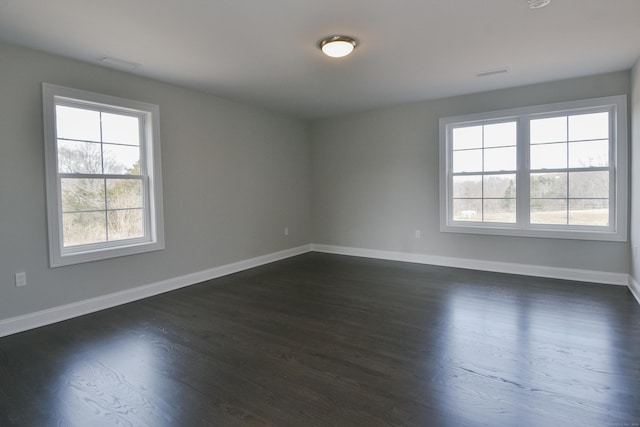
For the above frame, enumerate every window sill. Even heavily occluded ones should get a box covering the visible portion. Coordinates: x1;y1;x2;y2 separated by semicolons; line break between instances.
440;222;626;242
50;240;165;268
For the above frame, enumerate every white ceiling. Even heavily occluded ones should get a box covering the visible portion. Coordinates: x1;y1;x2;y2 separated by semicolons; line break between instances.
1;0;639;119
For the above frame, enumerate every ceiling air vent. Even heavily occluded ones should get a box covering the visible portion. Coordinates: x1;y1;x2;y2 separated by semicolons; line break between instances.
476;67;509;77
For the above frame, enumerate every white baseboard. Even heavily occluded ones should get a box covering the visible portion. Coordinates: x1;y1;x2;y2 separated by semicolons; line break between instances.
629;276;640;305
2;243;635;338
311;244;630;286
0;244;312;338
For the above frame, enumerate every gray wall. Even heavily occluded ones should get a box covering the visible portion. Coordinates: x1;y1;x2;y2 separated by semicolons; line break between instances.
0;40;635;324
631;60;640;282
310;71;631;274
0;42;311;320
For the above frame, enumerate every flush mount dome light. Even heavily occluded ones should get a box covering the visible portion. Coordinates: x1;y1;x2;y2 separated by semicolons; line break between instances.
528;0;551;9
319;35;358;58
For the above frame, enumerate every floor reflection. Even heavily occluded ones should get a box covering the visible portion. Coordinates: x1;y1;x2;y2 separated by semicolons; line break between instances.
438;282;622;425
53;331;168;427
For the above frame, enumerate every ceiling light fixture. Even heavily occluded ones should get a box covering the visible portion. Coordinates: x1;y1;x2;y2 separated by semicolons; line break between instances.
319;35;358;58
528;0;551;9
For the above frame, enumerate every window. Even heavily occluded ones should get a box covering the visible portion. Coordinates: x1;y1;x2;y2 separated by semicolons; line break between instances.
439;96;627;241
43;84;164;267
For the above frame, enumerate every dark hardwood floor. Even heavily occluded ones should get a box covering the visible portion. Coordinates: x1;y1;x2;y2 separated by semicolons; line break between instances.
1;253;639;426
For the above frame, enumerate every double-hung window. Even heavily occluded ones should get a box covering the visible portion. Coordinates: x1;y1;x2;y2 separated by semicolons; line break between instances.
439;96;627;241
43;84;165;267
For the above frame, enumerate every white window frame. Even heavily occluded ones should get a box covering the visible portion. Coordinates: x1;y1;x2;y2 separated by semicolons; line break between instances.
439;95;628;242
43;83;165;267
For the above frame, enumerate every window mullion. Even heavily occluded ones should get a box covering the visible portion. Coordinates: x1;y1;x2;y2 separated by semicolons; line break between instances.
481;126;485;222
564;116;570;225
517;117;530;227
59;173;144;180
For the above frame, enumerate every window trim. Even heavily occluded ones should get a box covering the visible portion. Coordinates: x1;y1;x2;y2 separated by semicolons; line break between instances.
43;83;165;267
439;95;628;242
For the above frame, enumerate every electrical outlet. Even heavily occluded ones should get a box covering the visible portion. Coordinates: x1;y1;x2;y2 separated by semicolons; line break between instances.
15;272;27;287
415;230;421;239
284;227;289;236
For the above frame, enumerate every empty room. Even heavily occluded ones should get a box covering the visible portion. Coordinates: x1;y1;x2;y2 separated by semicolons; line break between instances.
1;0;639;426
